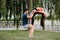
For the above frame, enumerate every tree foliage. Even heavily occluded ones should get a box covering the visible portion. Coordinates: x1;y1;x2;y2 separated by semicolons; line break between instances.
0;0;60;20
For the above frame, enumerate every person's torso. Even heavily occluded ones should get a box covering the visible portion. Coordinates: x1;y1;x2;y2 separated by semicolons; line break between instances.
22;14;28;26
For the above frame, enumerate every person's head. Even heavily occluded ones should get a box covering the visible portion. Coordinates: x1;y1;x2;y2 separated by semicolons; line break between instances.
34;8;37;11
24;8;29;14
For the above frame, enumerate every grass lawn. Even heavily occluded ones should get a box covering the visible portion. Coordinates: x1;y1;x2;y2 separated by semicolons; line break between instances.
0;30;60;40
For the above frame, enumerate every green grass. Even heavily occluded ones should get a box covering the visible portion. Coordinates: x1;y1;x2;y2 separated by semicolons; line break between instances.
0;30;60;40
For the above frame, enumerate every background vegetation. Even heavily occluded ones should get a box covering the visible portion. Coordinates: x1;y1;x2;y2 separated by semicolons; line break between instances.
0;0;60;20
0;0;60;27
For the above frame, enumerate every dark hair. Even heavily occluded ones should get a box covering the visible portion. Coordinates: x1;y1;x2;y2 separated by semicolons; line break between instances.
23;8;29;13
34;8;37;11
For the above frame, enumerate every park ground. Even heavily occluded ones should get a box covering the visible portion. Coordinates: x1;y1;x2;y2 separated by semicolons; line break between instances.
0;30;60;40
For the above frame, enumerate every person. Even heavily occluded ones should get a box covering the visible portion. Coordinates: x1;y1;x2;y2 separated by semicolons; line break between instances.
22;9;34;37
36;7;46;30
31;7;46;30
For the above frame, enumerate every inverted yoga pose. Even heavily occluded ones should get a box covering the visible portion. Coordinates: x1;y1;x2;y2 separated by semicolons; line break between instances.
30;7;46;30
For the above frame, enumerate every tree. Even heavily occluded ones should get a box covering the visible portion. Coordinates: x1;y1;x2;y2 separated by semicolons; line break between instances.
0;0;7;20
55;0;60;19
